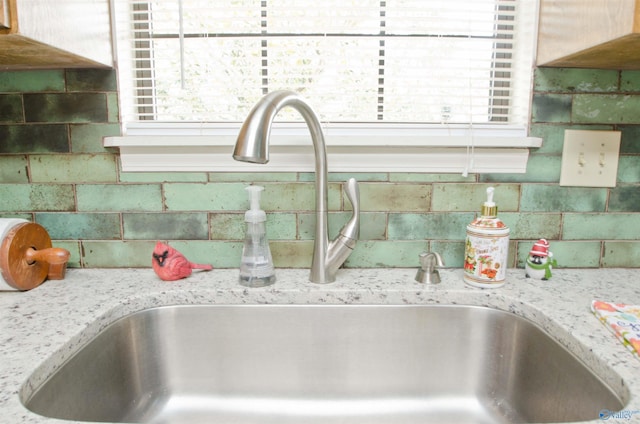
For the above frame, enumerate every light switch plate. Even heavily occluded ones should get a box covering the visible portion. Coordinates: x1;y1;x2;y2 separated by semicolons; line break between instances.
559;130;621;187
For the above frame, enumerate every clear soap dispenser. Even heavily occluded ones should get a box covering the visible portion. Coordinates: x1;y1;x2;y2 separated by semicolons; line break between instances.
239;185;276;287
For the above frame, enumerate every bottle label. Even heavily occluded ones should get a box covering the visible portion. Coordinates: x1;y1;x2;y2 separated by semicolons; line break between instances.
464;229;509;286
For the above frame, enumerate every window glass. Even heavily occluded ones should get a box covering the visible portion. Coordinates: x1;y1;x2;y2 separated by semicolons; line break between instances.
114;0;536;129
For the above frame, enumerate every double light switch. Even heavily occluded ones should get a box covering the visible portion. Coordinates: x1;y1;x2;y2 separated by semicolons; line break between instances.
559;130;621;188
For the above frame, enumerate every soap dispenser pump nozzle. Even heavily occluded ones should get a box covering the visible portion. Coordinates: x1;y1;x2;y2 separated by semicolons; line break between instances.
245;185;266;223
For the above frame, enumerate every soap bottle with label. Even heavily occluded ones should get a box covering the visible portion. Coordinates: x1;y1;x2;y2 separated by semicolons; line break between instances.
463;187;510;288
239;185;276;287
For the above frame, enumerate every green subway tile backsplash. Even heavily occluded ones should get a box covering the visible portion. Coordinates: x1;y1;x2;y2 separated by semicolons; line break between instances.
77;184;163;212
573;94;640;124
30;154;117;183
0;156;28;183
23;93;109;123
359;183;431;212
70;123;121;153
480;155;561;184
170;240;243;268
0;94;23;123
500;213;562;240
164;183;248;211
1;67;640;269
609;186;640;212
123;213;209;240
531;94;572;123
0;184;75;211
107;92;119;122
36;212;121;240
388;213;472;240
65;69;118;92
210;213;247;240
617;156;640;183
533;68;619;93
563;213;640;240
621;71;640;92
120;171;208;183
520;185;607;212
82;241;156;267
620;126;640;153
0;70;65;92
432;183;519;211
270;240;314;268
603;242;640;267
346;241;430;267
0;124;69;153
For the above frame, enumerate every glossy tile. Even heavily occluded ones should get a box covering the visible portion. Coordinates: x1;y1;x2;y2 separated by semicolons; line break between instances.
0;70;65;92
432;183;519;212
0;184;74;211
0;156;28;183
24;93;109;123
77;184;163;212
563;213;640;240
36;212;121;239
0;94;23;123
123;213;209;240
573;94;640;124
602;241;640;267
0;125;69;153
534;68;618;93
520;185;607;212
359;183;431;212
30;154;117;183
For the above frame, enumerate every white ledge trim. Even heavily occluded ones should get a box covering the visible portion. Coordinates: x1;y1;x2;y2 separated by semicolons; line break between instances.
104;124;542;173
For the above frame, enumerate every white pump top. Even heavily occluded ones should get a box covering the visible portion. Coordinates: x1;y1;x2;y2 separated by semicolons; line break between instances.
484;187;495;207
245;185;267;223
480;186;498;217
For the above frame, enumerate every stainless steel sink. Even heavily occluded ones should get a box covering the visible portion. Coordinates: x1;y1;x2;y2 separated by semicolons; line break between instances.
23;305;624;423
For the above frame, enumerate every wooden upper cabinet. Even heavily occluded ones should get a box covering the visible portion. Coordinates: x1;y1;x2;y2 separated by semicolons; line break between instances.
0;0;112;70
537;0;640;69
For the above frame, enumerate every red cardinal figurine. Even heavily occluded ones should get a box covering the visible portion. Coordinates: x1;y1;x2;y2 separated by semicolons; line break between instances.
152;242;213;281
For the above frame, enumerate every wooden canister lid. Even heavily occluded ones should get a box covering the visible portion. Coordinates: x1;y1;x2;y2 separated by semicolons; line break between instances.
0;222;52;290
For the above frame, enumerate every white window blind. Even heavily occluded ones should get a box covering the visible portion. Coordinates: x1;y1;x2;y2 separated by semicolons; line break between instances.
113;0;537;130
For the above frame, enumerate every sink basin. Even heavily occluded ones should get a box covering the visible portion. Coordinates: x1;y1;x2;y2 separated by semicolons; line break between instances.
23;304;624;423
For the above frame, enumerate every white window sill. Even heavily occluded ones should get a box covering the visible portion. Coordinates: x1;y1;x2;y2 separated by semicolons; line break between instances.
104;123;542;174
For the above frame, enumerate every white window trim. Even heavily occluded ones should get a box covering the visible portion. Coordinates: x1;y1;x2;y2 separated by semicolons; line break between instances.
104;123;541;173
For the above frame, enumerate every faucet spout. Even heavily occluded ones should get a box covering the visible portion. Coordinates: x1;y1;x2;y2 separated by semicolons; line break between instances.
233;90;359;284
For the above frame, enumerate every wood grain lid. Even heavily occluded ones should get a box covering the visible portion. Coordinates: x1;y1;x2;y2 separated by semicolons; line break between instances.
0;222;52;290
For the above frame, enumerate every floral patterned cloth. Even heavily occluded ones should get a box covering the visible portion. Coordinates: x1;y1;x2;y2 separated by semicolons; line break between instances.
591;300;640;360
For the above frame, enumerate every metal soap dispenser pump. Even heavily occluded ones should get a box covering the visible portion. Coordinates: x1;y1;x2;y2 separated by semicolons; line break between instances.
463;187;510;288
239;185;276;287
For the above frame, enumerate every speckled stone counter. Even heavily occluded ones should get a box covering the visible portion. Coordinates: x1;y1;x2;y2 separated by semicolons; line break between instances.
1;267;639;423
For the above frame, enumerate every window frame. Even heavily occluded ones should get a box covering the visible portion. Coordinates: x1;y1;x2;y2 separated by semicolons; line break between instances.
106;0;542;174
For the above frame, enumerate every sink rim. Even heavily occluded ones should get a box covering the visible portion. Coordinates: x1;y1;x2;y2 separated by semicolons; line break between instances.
21;302;631;419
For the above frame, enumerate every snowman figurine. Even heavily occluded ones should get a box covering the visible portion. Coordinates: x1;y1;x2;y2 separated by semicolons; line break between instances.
525;239;557;280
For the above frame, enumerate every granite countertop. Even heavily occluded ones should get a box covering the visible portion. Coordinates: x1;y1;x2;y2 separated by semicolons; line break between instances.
1;267;639;423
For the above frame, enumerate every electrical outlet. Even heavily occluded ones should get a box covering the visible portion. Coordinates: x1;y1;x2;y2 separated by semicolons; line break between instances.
559;130;621;188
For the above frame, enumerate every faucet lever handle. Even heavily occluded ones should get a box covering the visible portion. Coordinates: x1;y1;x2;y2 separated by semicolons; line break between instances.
344;178;359;213
339;178;360;240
